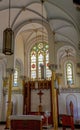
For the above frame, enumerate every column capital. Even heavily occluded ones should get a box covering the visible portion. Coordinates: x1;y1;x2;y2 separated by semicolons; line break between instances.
48;64;57;71
3;76;8;81
77;62;80;67
76;62;80;75
6;68;14;74
3;87;7;95
56;73;62;77
20;75;26;80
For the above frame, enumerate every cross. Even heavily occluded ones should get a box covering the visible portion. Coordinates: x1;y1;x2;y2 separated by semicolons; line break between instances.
37;90;44;104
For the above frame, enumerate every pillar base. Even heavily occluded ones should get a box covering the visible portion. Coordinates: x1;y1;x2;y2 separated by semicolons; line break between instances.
4;127;9;130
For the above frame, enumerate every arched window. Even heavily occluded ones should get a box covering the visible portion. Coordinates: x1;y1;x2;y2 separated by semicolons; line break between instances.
66;62;74;85
30;42;51;79
13;62;21;87
13;68;19;87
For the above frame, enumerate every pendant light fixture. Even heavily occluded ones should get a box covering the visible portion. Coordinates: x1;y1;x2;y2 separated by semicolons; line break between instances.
3;0;14;55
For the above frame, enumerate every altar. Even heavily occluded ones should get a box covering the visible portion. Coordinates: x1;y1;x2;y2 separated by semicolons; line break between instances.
23;80;58;126
9;115;53;130
9;115;42;130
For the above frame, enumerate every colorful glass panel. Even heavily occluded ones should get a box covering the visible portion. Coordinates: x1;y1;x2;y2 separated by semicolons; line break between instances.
66;62;74;85
30;42;51;79
13;68;19;87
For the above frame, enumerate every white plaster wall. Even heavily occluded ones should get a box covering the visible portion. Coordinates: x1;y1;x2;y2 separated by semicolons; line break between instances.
31;90;39;111
15;35;24;65
4;93;23;121
58;94;67;114
15;94;23;115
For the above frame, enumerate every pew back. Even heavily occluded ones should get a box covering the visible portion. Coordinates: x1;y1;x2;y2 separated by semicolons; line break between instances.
62;115;74;130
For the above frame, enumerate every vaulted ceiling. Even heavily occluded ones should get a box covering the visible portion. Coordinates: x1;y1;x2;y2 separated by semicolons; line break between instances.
0;0;80;56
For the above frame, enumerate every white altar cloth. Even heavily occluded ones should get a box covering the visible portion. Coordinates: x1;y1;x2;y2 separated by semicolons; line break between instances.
9;115;42;121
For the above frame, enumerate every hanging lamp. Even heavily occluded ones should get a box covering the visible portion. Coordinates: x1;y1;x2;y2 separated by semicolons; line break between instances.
3;0;14;55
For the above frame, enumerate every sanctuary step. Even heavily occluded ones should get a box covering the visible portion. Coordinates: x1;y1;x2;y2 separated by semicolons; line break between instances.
42;124;52;129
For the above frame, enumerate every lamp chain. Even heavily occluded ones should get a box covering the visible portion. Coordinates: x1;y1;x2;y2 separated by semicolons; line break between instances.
8;0;11;28
41;0;44;43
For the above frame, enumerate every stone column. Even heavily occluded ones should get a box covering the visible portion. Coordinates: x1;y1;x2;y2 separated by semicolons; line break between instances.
49;64;58;130
5;68;14;129
1;77;8;122
3;77;8;95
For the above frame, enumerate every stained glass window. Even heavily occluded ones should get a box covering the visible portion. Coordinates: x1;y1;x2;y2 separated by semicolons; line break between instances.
13;67;20;87
13;68;18;86
66;62;74;85
30;42;51;79
13;63;21;87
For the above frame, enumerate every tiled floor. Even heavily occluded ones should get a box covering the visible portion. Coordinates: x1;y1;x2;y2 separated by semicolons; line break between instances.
0;125;5;130
0;125;79;130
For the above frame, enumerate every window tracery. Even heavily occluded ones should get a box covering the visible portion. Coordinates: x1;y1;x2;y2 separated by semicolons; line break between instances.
30;42;51;79
66;62;74;85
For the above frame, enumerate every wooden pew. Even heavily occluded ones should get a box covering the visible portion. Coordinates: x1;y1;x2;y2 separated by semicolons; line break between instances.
62;115;74;130
9;115;42;130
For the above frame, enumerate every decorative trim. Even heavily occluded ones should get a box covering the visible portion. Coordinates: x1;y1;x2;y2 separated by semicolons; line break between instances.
59;88;80;93
48;64;57;71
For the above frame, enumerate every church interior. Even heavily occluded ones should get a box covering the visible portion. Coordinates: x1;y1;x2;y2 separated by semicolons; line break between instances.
0;0;80;130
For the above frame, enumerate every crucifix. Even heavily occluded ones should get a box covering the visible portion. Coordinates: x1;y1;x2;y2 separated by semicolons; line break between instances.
37;89;44;112
37;89;44;104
